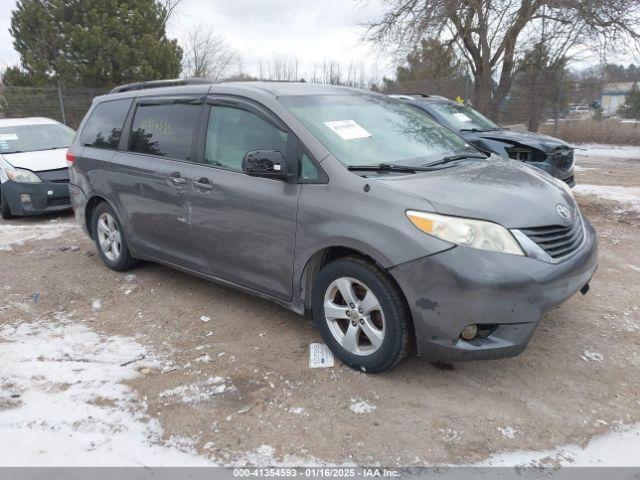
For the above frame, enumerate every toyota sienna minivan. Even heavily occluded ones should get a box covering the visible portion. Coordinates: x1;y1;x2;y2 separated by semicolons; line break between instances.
68;80;598;372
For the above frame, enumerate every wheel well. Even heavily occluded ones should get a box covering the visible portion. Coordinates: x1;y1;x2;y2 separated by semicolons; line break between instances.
300;246;382;313
84;195;107;238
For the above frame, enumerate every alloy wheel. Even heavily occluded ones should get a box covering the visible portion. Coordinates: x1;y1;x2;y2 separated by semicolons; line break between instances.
323;277;385;356
97;212;122;262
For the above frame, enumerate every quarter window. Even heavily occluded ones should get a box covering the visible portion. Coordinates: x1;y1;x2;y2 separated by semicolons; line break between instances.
205;106;288;171
300;152;320;181
129;103;200;161
80;99;132;149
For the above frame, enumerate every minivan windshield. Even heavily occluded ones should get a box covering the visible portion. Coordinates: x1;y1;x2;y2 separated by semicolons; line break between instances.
280;94;475;168
428;102;500;132
0;123;76;154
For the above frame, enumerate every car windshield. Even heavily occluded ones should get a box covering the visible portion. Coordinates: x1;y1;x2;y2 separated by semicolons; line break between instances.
280;94;474;168
0;123;76;154
428;102;500;132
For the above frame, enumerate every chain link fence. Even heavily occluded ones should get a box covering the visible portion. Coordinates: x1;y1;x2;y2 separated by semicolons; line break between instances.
1;82;639;144
0;86;108;130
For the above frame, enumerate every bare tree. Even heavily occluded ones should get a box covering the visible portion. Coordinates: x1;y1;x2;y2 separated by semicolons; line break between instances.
365;0;640;119
258;55;301;81
181;26;237;80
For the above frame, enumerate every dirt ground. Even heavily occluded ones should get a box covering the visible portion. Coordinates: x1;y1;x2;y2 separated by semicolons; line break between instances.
1;149;639;466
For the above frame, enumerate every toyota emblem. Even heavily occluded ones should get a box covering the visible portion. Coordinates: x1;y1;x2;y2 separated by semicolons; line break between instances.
556;204;571;221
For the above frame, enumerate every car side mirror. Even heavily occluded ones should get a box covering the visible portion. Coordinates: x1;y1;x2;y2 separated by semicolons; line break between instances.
243;150;288;179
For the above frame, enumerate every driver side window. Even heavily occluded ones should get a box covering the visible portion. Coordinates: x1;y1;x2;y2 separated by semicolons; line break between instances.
205;106;288;171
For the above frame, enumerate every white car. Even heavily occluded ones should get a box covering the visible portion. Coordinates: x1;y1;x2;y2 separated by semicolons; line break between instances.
0;117;75;219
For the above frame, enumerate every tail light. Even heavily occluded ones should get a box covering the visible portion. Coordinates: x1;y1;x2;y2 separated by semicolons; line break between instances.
66;150;76;166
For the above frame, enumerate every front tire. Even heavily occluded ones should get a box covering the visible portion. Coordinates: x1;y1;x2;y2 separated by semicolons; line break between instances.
91;202;138;271
1;189;14;220
312;256;411;373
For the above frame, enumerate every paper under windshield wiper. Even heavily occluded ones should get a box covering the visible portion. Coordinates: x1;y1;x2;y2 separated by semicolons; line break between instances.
423;152;487;167
347;163;437;172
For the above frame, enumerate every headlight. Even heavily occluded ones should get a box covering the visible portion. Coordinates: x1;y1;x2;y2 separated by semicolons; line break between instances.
406;211;524;256
5;168;42;183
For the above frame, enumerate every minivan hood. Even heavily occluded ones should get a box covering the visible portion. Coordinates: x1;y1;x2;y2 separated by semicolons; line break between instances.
373;157;576;229
469;128;570;153
1;148;68;172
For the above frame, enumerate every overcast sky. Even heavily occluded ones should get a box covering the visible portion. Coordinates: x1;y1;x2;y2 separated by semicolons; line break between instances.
0;0;393;78
0;0;634;81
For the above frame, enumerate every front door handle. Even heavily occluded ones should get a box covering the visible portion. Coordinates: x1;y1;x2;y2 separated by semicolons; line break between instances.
167;172;186;187
193;177;213;192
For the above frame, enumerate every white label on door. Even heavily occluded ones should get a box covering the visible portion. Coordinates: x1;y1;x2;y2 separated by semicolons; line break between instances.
324;120;371;140
309;343;335;368
453;113;472;122
0;133;18;141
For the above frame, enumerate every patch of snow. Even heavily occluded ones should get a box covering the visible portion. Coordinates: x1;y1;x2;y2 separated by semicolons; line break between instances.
0;222;77;251
627;265;640;272
581;351;604;362
195;354;211;363
200;315;210;323
478;424;640;467
349;400;376;414
289;407;307;416
158;376;229;404
0;315;212;466
498;426;517;439
439;427;461;445
574;184;640;214
91;299;102;310
124;274;137;282
235;444;333;467
575;144;640;160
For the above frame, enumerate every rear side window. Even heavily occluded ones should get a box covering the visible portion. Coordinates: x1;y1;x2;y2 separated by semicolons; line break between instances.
80;99;132;149
129;103;200;161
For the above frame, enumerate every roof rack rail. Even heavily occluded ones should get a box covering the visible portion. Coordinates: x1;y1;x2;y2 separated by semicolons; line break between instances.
109;78;215;94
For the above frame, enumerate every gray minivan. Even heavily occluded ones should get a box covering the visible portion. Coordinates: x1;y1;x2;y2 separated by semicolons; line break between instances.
68;80;598;372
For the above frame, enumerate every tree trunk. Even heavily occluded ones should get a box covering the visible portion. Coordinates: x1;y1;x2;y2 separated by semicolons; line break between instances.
472;73;493;116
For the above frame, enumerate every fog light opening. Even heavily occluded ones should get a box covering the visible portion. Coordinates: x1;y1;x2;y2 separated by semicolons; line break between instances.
460;324;478;341
20;193;31;204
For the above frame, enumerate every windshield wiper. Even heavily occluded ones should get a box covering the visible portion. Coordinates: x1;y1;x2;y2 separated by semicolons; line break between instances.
347;163;438;173
423;152;488;167
460;127;501;132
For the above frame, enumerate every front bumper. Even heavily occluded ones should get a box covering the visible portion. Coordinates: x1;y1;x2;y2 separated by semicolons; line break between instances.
1;179;71;216
529;161;575;187
389;219;598;361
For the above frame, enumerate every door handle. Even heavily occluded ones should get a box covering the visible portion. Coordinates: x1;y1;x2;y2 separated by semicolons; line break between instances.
167;172;186;187
193;178;213;192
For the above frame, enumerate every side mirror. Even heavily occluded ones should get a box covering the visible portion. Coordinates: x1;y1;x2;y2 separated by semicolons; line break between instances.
243;150;288;179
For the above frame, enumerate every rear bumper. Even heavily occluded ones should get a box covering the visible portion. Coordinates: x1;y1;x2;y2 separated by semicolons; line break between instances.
389;219;598;362
1;180;71;216
68;183;90;235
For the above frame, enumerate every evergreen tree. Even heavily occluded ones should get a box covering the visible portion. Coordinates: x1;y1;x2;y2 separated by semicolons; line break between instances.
3;0;182;87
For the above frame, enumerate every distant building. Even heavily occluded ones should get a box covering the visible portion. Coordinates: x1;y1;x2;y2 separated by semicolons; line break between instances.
601;82;637;116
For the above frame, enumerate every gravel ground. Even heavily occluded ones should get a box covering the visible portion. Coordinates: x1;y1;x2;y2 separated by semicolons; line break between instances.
0;147;639;466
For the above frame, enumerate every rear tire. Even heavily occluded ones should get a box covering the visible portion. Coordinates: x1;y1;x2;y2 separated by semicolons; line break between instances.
1;189;14;220
91;202;138;271
312;256;411;373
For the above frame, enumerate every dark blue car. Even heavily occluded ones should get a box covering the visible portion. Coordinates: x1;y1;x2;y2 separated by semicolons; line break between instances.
393;94;575;187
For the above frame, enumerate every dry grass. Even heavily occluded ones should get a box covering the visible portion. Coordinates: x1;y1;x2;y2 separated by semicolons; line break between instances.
539;119;640;145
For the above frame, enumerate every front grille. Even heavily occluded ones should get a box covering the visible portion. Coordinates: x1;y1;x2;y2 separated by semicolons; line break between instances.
520;221;584;259
47;197;71;207
551;149;574;171
507;147;532;162
37;168;69;183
